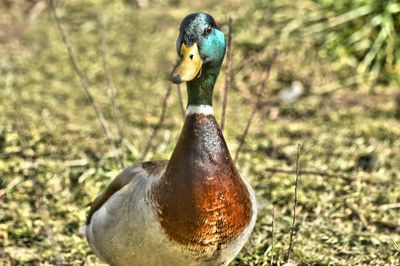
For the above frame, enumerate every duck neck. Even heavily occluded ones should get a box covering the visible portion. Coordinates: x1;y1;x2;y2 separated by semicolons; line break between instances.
186;61;221;107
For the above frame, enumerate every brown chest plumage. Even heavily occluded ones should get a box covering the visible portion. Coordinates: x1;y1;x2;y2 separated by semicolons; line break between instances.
151;113;253;252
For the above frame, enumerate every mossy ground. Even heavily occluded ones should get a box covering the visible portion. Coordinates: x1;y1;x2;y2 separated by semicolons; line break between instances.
0;1;399;265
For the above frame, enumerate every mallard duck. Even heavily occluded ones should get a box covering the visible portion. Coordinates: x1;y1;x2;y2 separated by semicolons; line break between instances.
85;13;257;266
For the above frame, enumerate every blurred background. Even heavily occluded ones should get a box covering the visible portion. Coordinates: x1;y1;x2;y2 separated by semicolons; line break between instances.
0;0;399;265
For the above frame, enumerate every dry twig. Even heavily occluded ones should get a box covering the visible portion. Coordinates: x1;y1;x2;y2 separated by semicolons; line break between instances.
270;206;275;266
234;49;279;161
379;202;400;211
101;17;125;166
286;144;301;262
221;17;233;131
142;86;173;160
49;0;122;169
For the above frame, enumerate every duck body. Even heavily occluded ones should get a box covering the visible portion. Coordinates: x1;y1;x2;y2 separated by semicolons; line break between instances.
85;13;257;266
86;107;257;265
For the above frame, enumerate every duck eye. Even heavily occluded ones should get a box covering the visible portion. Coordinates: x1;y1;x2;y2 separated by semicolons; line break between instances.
204;25;212;36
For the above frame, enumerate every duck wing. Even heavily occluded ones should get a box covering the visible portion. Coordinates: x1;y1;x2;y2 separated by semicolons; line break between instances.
86;160;168;224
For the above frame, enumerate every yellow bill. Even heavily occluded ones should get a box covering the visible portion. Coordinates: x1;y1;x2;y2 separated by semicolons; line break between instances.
171;43;203;84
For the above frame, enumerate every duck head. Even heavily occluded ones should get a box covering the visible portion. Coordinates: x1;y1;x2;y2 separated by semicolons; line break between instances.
171;13;226;106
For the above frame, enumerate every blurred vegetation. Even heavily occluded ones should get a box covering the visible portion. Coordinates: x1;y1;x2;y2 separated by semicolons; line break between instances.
0;0;399;265
278;0;400;84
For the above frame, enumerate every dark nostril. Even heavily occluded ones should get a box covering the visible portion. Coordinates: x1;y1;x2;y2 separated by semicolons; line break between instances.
189;54;193;60
171;74;181;84
180;54;183;59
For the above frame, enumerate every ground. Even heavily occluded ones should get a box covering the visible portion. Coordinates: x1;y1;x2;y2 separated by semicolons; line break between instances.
0;0;399;265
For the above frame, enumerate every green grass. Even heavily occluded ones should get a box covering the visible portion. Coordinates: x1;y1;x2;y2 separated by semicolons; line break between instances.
1;0;399;265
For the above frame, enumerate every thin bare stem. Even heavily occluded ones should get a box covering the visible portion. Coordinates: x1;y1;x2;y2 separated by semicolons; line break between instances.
235;107;257;162
177;84;185;118
286;144;301;262
142;86;173;160
234;49;279;161
270;206;275;266
101;17;125;167
49;0;122;169
221;17;233;131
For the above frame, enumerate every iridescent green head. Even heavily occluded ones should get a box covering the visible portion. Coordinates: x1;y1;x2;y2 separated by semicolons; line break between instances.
171;13;226;106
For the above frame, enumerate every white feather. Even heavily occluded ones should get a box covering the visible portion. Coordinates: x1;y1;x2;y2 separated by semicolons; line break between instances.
186;105;214;116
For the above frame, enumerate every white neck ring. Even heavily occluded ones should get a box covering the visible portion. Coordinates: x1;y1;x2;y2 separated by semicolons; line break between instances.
185;105;214;116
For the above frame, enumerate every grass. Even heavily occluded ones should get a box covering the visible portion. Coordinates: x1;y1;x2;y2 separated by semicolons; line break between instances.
0;0;399;265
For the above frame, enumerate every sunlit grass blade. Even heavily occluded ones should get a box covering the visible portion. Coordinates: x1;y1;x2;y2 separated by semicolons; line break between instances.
348;14;382;44
358;24;388;73
305;5;374;35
